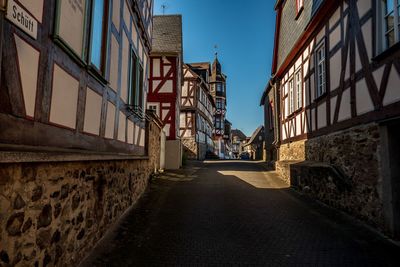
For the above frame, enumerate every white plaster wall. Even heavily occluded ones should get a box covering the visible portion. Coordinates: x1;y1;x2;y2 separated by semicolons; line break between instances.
311;108;316;131
330;24;341;49
14;34;39;118
127;120;134;144
19;0;44;22
317;102;327;129
356;79;374;115
383;68;400;106
159;80;173;93
83;88;102;135
121;31;130;102
105;102;116;139
118;111;126;142
330;96;337;124
338;89;351;122
112;0;120;30
140;129;145;147
123;0;131;27
330;50;341;90
110;35;119;92
329;6;340;29
131;21;138;47
153;58;161;77
357;0;371;18
362;19;373;60
50;65;79;129
134;124;140;145
296;114;301;136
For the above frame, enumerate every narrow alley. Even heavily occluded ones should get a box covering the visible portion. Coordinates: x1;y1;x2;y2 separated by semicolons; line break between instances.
80;161;400;267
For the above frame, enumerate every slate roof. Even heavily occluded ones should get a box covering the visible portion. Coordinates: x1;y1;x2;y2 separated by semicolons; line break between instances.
152;15;182;54
244;126;264;146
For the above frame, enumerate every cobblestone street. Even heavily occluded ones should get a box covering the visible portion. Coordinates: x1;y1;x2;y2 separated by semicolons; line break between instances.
80;161;400;267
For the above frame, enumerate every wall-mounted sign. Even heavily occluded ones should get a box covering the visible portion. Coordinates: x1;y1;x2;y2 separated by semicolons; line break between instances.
6;0;38;40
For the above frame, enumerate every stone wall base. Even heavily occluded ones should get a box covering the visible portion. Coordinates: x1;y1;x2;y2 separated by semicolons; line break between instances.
182;137;197;160
0;119;162;266
276;123;386;233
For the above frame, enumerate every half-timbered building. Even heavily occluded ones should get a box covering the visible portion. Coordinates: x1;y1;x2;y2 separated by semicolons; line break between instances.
180;63;215;160
0;0;153;154
148;15;183;169
0;1;165;265
209;57;229;159
264;0;400;238
231;129;247;159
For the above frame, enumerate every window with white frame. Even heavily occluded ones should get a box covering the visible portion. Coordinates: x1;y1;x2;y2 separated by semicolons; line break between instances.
295;70;303;109
378;0;400;52
289;78;294;114
315;41;326;98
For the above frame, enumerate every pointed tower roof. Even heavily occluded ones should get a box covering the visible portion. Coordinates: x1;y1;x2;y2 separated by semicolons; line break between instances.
212;54;222;75
210;54;225;83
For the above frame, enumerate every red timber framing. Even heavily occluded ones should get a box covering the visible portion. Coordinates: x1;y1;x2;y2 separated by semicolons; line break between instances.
274;0;400;145
148;56;179;140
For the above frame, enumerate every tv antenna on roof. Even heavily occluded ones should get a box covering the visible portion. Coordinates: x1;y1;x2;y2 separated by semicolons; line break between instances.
161;3;168;15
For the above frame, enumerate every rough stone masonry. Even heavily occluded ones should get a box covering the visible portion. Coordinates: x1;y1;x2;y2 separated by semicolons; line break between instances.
0;119;162;266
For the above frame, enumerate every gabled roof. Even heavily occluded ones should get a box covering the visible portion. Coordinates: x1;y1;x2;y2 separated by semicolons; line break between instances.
231;129;247;140
244;126;264;146
152;15;183;55
260;78;274;106
272;0;335;77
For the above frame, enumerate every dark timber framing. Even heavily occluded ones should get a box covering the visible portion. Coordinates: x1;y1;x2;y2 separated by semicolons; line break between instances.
0;0;152;155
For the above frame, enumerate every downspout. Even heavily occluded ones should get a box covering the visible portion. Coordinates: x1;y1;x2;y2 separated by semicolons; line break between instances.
274;80;281;161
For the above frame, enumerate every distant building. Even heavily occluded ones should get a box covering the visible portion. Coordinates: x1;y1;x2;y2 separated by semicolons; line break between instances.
260;80;278;163
147;15;183;169
242;126;264;160
209;56;229;159
180;64;215;160
223;119;233;159
231;129;247;159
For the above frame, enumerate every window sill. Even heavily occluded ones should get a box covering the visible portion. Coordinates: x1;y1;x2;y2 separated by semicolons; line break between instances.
87;65;108;85
373;42;400;63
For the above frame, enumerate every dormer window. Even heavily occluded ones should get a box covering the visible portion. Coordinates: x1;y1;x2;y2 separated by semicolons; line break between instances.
296;0;304;18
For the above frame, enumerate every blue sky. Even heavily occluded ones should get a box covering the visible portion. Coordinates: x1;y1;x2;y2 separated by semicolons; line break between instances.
154;0;276;136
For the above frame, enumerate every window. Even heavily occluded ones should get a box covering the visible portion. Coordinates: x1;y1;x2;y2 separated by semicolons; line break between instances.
215;117;221;129
54;0;109;75
216;99;222;109
216;83;222;92
315;41;326;98
296;0;304;15
295;70;303;109
128;48;144;110
378;0;400;52
89;0;108;72
289;79;294;114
